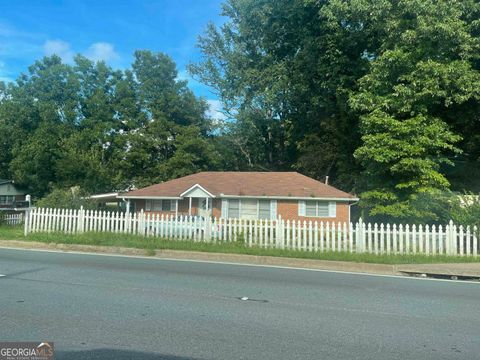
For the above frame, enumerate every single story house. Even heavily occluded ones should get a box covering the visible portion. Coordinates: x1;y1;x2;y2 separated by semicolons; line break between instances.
0;179;28;209
121;172;358;223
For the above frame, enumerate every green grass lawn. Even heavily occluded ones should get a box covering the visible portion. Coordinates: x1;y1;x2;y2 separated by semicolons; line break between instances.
0;225;479;264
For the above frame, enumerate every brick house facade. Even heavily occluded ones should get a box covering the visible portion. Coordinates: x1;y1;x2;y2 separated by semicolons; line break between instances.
122;172;357;223
131;198;351;223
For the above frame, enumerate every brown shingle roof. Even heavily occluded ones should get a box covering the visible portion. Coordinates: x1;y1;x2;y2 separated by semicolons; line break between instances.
123;172;356;200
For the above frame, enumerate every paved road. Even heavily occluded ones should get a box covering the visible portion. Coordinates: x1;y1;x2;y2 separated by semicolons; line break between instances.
0;248;479;360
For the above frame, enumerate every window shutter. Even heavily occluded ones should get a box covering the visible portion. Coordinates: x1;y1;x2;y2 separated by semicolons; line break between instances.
146;200;151;211
328;201;336;217
221;199;228;218
270;200;277;220
298;200;306;216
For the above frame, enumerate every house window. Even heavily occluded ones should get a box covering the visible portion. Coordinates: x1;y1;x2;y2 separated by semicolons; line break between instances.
161;200;172;211
0;195;15;205
241;199;257;219
227;200;240;218
300;201;335;217
223;199;276;220
152;200;162;211
305;202;317;217
258;200;271;219
145;199;173;212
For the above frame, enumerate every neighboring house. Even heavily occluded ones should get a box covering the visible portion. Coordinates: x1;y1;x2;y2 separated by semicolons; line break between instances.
121;172;358;223
0;179;28;209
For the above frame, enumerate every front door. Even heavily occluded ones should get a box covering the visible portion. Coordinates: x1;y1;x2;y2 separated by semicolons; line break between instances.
197;198;211;219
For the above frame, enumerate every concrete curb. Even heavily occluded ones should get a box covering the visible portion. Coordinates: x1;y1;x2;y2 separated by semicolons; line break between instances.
0;240;478;277
0;239;399;275
396;264;480;278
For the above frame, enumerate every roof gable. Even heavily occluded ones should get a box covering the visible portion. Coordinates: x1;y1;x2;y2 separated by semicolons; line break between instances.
180;184;215;198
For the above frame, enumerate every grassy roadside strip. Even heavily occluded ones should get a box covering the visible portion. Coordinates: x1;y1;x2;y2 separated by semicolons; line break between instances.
0;226;479;264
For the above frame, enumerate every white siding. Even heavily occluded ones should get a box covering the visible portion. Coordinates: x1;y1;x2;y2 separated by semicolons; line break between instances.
182;186;211;198
0;183;25;196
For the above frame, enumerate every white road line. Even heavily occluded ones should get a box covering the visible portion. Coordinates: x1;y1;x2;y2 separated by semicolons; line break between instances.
0;246;478;285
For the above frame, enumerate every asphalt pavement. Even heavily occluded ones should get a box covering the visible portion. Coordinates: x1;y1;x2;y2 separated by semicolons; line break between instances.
0;248;479;359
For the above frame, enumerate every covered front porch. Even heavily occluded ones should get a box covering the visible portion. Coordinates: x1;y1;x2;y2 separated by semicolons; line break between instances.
180;184;215;218
126;184;218;218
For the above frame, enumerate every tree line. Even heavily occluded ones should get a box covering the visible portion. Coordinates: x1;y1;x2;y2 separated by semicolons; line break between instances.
0;51;220;196
1;0;479;223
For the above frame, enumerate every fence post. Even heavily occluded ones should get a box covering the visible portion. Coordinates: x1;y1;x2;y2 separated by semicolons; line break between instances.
356;218;365;253
450;220;457;256
77;206;85;234
140;209;145;236
205;217;211;242
473;226;478;258
446;220;455;256
276;216;284;249
445;221;450;255
125;210;131;234
23;208;30;236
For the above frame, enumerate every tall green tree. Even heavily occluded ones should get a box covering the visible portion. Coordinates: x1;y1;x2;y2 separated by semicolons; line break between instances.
189;0;386;188
0;51;220;196
351;0;480;221
192;0;480;222
54;56;120;192
7;56;78;195
113;51;220;188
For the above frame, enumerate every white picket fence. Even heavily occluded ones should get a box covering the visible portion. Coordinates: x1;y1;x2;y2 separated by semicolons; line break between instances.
24;207;479;257
3;213;24;226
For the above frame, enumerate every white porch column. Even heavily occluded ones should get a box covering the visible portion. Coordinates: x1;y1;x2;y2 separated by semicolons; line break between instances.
189;197;192;216
206;197;209;217
125;200;131;214
175;199;178;218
